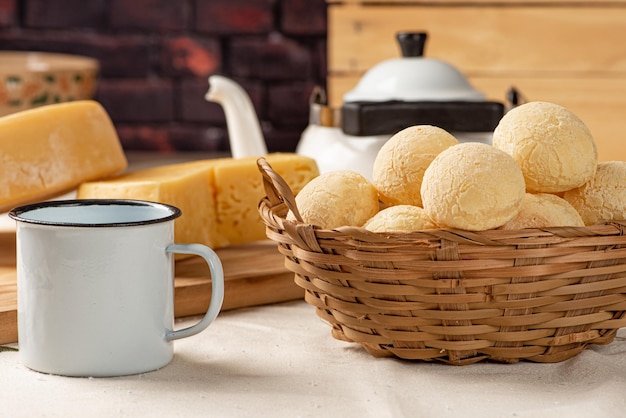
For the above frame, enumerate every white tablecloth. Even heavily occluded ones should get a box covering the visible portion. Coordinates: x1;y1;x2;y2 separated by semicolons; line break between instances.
2;152;626;417
1;300;625;418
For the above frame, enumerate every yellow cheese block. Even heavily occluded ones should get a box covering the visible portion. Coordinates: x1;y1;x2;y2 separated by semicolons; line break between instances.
77;153;319;248
210;154;320;245
77;162;227;250
0;100;127;213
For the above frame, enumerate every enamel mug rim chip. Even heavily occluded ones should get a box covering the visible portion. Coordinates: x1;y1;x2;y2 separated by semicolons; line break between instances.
8;199;182;227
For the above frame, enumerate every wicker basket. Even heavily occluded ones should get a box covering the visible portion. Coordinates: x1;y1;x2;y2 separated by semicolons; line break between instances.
257;158;626;365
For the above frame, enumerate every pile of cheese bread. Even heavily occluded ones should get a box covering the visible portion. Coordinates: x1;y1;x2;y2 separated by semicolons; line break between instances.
0;100;319;248
290;101;626;233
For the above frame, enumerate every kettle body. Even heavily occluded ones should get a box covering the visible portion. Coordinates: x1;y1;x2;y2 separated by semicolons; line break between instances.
296;124;388;181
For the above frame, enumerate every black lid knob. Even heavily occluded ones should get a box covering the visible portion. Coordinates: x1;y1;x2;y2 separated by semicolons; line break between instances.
396;32;428;58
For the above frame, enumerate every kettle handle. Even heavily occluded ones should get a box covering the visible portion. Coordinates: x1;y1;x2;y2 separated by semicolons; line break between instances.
308;86;341;128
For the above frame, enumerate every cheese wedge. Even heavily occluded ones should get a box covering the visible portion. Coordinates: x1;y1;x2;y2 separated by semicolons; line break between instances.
77;153;319;248
0;100;127;212
77;162;227;250
210;154;319;245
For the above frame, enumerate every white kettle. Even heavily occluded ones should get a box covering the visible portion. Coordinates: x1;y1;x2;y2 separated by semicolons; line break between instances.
204;32;519;179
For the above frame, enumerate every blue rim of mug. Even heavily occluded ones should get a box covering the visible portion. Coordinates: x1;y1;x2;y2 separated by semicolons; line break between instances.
8;199;182;227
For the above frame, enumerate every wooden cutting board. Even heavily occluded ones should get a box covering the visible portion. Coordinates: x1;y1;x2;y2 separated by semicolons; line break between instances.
0;231;302;345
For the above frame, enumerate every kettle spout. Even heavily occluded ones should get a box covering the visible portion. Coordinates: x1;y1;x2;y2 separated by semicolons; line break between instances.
205;75;267;158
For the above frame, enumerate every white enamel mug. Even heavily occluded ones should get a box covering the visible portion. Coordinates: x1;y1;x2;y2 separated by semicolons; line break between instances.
8;199;225;377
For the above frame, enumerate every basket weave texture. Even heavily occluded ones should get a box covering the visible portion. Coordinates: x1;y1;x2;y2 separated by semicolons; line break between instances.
257;158;626;365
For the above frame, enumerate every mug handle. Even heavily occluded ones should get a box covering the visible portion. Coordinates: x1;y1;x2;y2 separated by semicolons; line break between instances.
164;243;225;341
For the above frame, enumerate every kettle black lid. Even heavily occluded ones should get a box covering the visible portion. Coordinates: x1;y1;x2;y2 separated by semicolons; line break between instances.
341;31;505;136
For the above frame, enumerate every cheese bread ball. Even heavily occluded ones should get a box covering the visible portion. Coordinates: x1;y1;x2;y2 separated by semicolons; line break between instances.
287;170;379;229
563;161;626;226
492;101;597;193
372;125;458;207
501;193;584;230
363;205;437;233
421;142;525;231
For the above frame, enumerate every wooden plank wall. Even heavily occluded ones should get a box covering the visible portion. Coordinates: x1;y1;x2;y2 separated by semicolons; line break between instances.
327;0;626;162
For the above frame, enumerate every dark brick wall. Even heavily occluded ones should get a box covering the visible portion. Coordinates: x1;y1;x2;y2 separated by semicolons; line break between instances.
0;0;327;153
